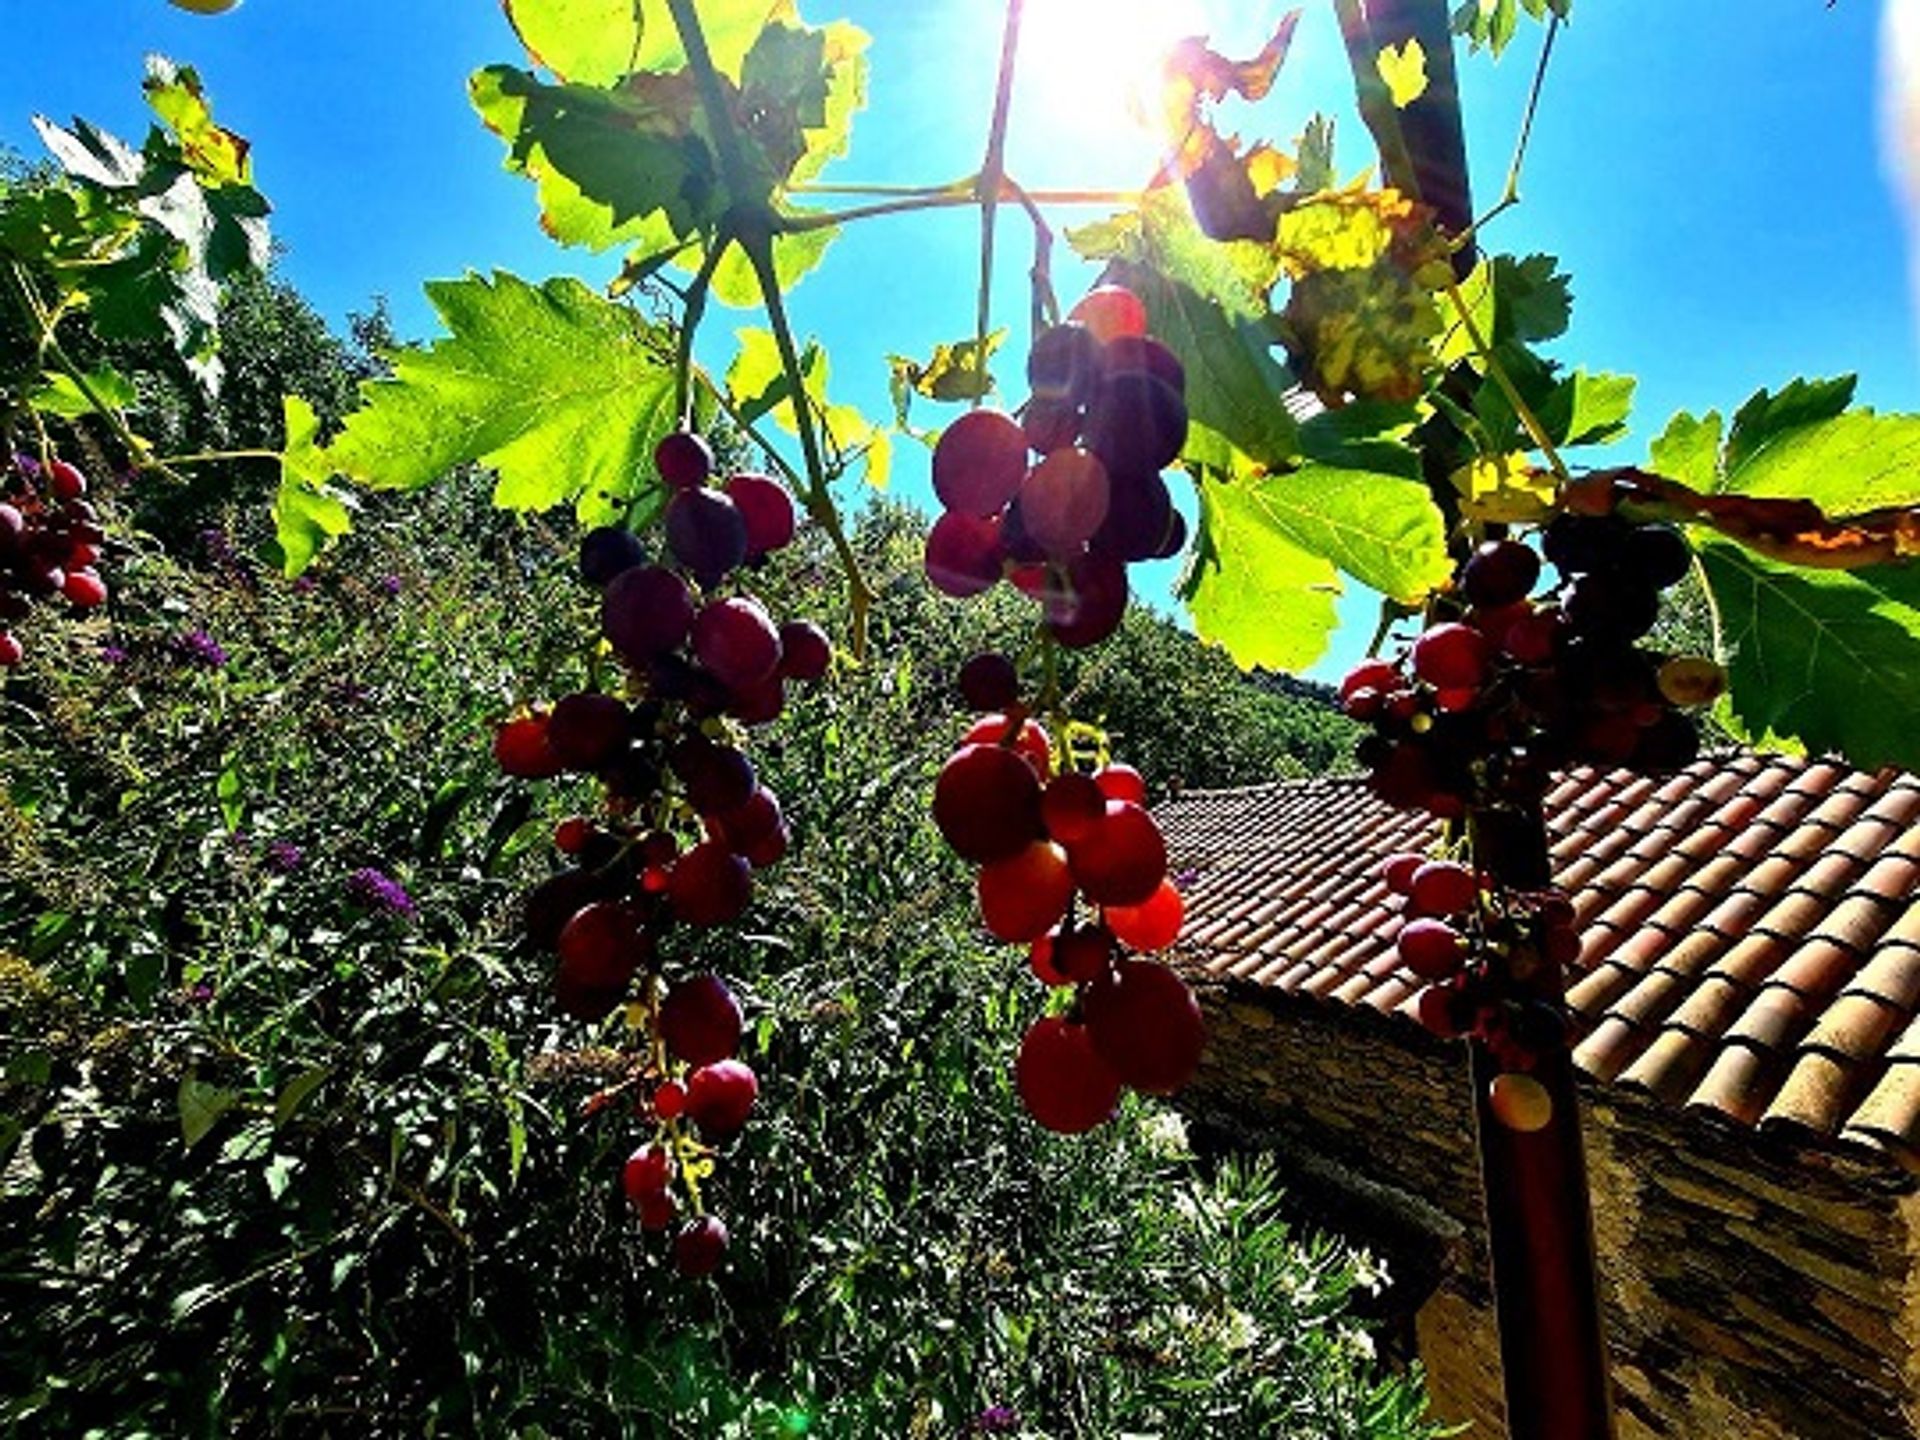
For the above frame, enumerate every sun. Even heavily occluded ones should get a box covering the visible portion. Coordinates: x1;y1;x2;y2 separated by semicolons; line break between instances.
1012;0;1212;184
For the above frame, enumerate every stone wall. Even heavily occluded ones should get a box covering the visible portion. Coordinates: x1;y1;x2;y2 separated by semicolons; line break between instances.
1180;977;1920;1438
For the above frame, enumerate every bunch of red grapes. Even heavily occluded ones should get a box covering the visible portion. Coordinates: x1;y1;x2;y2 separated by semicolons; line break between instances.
495;430;831;1275
1342;514;1719;819
922;285;1189;646
1345;509;1723;1129
934;651;1203;1135
0;453;109;666
1376;850;1579;1131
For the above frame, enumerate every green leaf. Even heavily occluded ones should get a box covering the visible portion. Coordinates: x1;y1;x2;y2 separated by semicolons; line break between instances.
1721;410;1920;512
31;113;143;189
1722;375;1855;476
1545;369;1635;447
1068;188;1276;321
216;759;245;832
273;1066;332;1128
1648;409;1722;492
31;366;137;418
886;331;1004;405
273;395;355;576
1179;424;1449;671
178;1073;238;1150
1699;538;1920;771
1181;479;1342;673
502;0;644;86
1492;253;1571;345
325;272;680;527
726;325;889;486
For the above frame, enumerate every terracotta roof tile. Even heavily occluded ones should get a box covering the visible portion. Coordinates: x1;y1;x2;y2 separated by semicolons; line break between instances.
1157;752;1920;1165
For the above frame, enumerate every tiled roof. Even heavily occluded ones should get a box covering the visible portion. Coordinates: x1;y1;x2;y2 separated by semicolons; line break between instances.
1158;752;1920;1165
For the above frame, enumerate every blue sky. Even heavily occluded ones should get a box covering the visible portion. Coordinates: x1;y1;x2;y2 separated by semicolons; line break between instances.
7;1;1915;680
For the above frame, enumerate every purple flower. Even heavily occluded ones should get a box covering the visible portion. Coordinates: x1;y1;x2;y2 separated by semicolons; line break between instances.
291;576;318;595
377;573;402;597
170;629;227;669
346;866;416;919
97;641;129;665
1173;867;1200;891
188;982;215;1005
11;453;40;480
974;1408;1019;1434
200;527;238;563
265;840;305;874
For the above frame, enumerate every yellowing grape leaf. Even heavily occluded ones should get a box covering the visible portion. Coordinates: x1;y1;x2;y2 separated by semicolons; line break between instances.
1377;39;1430;108
886;331;1005;405
325;272;682;529
1452;452;1554;523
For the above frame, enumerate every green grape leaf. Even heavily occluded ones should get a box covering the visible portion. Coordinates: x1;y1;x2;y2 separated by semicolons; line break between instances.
1722;374;1855;475
1295;400;1421;477
31;114;144;189
1068;187;1276;321
1542;369;1635;447
726;325;888;485
325;272;680;526
1453;0;1570;57
1179;421;1448;671
274;396;355;576
1698;537;1920;771
143;57;253;188
502;0;645;85
1181;476;1342;673
31;367;138;418
1648;409;1722;492
471;66;722;247
1492;252;1570;345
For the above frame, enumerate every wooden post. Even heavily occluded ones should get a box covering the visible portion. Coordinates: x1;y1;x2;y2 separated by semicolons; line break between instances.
1469;804;1615;1440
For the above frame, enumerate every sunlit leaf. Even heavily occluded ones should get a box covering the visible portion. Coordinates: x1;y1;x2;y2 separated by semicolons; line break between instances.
886;331;1004;405
143;56;252;187
1377;39;1430;108
1453;451;1554;524
31;367;137;418
1700;538;1920;771
325;272;682;528
273;395;356;576
1649;410;1722;492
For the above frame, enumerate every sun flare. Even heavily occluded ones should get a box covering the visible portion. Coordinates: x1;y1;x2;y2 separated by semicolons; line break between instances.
1013;0;1211;183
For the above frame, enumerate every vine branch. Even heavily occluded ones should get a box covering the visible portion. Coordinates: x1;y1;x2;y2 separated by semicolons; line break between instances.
973;0;1027;403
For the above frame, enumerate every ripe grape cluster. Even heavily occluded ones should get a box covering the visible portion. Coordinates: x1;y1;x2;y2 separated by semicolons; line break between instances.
1342;516;1720;819
1346;509;1723;1129
923;285;1189;647
496;430;830;1275
1376;850;1577;1131
0;453;109;666
935;652;1203;1135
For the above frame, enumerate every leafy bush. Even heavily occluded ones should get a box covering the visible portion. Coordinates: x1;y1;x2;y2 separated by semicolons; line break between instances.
0;470;1427;1437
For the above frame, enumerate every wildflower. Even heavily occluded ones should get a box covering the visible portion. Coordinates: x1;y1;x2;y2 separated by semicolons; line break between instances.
346;866;416;919
97;641;129;665
170;629;227;669
1173;866;1200;890
377;573;402;597
974;1408;1019;1434
265;840;305;874
290;575;318;595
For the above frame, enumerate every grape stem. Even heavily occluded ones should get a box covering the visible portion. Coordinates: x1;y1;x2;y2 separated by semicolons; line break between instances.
1452;15;1562;250
663;0;873;654
671;236;728;430
972;0;1027;406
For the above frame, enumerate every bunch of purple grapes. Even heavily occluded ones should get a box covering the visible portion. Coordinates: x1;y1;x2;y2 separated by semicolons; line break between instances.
0;453;109;666
923;285;1189;647
1342;518;1718;819
495;430;831;1275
